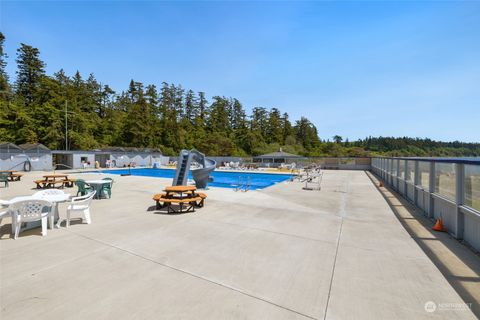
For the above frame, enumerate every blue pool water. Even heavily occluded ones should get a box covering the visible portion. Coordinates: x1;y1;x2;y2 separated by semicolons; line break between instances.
97;168;292;190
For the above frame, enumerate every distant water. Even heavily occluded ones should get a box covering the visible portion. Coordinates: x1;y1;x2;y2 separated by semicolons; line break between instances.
413;157;480;161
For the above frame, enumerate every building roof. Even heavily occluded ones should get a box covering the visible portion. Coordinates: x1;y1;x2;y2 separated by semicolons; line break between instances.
255;150;301;158
91;147;162;154
0;142;22;152
18;143;51;152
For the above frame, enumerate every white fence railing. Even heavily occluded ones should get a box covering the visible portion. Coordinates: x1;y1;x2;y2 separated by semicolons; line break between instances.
371;157;480;252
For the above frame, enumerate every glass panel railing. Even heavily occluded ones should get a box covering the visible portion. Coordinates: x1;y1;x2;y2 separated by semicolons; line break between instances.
399;160;405;179
406;160;415;183
391;159;398;176
418;161;430;189
465;164;480;211
435;163;456;201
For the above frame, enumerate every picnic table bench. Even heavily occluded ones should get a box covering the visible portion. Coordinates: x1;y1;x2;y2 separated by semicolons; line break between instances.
152;186;207;213
34;174;76;189
0;170;23;182
9;173;24;181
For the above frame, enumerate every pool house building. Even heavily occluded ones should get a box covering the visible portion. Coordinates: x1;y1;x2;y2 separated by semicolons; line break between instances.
253;150;302;167
0;142;168;171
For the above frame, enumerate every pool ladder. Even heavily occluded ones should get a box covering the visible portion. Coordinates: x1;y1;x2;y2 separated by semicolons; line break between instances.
235;176;251;192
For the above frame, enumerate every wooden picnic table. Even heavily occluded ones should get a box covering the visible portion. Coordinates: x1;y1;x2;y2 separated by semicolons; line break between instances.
164;185;197;192
0;170;23;181
34;174;75;189
43;174;69;180
153;185;202;213
164;185;197;199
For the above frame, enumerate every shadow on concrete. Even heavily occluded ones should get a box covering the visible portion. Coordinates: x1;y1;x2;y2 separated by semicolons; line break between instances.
366;171;480;318
146;205;191;215
0;222;44;240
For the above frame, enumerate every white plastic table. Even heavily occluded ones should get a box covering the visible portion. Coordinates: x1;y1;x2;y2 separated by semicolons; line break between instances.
36;193;71;228
85;180;110;199
5;193;71;229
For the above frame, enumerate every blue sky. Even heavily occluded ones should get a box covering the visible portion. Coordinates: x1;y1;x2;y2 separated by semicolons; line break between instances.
2;1;480;142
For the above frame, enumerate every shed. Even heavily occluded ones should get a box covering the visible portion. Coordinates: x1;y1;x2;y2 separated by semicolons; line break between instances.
1;142;52;171
0;142;23;153
253;149;302;167
19;143;51;153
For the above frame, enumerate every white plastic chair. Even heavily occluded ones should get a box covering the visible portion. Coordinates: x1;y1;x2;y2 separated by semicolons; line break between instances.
9;199;52;239
66;191;96;227
0;208;12;235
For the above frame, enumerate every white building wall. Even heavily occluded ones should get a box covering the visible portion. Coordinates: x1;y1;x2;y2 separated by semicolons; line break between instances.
0;153;52;171
73;153;96;169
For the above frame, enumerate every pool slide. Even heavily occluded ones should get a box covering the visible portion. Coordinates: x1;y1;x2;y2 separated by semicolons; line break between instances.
172;149;216;188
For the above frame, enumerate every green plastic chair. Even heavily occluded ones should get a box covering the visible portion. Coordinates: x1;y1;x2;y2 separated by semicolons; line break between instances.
75;179;93;196
0;173;9;188
101;178;113;199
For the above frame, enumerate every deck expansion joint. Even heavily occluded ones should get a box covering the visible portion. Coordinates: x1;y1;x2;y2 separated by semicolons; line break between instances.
65;229;320;320
194;216;340;245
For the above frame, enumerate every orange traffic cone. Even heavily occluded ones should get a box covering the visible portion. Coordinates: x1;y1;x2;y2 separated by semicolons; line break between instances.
432;218;446;232
379;181;384;187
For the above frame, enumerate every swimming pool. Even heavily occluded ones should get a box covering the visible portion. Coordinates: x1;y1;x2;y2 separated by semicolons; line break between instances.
96;168;292;190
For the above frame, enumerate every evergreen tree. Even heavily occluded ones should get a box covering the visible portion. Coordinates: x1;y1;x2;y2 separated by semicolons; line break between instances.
0;32;9;95
15;43;46;104
294;117;321;151
251;107;268;138
208;96;231;133
333;135;343;144
282;112;295;144
184;89;198;123
198;91;208;120
267;108;283;144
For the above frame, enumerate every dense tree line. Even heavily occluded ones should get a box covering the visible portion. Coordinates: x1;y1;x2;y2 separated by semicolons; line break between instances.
1;33;479;157
350;137;480;157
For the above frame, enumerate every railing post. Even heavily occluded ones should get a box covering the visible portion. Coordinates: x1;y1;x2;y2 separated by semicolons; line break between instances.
428;162;435;218
404;159;408;196
384;159;387;182
414;161;419;205
455;163;465;239
396;159;400;190
388;158;391;185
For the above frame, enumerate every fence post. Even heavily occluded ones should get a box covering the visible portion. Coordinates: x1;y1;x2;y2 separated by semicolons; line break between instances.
386;159;390;185
428;162;435;218
414;161;420;205
396;159;400;190
455;163;465;239
383;159;386;180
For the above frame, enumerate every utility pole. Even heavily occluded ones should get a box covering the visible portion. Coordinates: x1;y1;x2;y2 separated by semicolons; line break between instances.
64;100;75;151
65;100;68;150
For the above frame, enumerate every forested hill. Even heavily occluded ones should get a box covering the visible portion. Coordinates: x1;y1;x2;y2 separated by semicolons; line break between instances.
1;33;479;157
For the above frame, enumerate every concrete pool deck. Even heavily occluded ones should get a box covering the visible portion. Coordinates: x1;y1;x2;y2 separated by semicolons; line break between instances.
0;170;478;319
